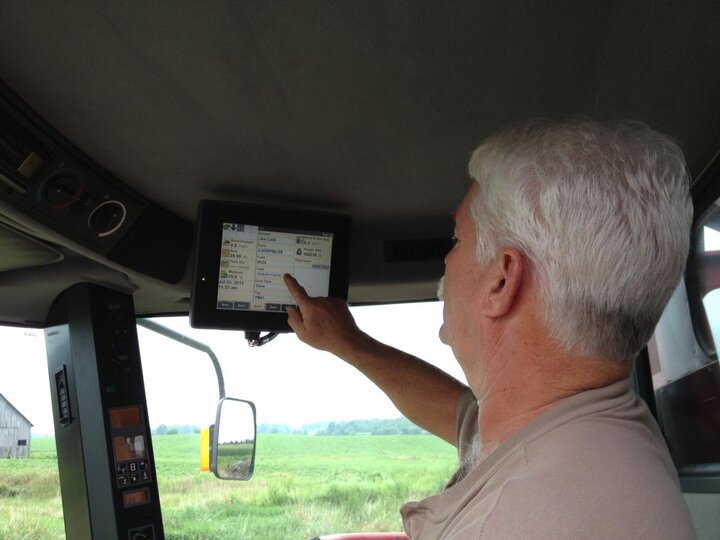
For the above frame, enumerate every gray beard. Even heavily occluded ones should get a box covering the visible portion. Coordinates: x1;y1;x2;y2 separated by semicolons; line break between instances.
457;434;502;484
456;434;481;482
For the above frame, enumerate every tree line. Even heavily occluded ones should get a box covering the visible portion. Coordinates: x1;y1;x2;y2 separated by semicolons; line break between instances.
257;417;426;436
151;418;428;436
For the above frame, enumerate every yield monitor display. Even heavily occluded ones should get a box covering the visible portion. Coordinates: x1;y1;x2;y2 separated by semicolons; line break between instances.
191;201;350;332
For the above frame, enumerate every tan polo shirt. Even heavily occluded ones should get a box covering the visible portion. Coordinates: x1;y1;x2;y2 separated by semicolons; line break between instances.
401;379;696;539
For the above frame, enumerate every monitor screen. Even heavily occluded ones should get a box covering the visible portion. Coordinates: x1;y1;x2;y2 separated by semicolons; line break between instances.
191;201;350;332
217;223;332;313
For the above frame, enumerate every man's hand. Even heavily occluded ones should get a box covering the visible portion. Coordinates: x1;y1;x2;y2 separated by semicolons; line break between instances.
283;273;466;445
283;274;367;356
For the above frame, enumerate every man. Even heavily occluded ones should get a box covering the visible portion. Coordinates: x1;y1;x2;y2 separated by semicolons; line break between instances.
283;120;697;538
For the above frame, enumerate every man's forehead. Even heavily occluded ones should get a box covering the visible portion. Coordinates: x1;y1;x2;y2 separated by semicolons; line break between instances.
454;182;478;222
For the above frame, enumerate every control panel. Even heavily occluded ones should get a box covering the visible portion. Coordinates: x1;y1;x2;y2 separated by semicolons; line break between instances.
0;81;193;284
0;106;144;253
111;406;153;489
45;284;164;539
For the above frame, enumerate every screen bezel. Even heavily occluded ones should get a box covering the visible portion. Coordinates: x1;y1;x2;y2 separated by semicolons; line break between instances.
190;200;351;332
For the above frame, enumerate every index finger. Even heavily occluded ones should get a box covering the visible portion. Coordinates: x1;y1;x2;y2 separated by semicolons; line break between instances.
283;274;310;306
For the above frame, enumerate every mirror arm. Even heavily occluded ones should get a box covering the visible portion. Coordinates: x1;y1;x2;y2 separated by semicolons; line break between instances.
137;318;225;400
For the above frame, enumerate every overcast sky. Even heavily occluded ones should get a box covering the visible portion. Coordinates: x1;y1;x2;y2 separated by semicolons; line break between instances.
0;302;465;436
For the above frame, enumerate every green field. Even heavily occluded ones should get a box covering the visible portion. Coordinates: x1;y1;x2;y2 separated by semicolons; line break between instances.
0;433;457;539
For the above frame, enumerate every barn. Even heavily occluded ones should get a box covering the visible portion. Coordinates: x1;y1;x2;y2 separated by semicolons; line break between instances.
0;393;32;458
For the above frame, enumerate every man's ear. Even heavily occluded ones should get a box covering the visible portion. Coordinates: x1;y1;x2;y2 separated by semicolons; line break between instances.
481;248;525;318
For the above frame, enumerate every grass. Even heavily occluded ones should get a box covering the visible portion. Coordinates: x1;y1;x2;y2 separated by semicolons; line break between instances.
0;437;64;540
0;433;457;539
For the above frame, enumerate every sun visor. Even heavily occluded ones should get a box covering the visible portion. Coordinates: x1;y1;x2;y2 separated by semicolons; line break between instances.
0;221;63;272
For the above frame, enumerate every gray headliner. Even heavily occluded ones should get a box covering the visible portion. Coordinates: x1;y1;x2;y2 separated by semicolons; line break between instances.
1;1;720;324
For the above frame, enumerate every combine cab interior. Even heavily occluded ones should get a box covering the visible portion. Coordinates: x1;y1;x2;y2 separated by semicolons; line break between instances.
1;2;720;538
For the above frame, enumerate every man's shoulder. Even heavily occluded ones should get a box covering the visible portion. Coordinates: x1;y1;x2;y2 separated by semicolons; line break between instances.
473;412;695;539
509;382;674;480
518;403;680;497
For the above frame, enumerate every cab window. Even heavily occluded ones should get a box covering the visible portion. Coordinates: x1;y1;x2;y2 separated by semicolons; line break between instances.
649;191;720;482
1;301;462;538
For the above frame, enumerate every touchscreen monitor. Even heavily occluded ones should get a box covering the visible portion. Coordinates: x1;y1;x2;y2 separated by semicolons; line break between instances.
191;201;350;332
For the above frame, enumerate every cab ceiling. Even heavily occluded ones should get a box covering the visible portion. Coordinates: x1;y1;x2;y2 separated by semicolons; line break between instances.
0;1;720;324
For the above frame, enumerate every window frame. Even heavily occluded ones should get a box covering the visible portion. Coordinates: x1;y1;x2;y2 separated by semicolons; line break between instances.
650;150;720;493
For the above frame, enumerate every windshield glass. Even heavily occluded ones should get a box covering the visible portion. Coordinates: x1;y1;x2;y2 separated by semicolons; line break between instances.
140;302;464;429
1;301;465;538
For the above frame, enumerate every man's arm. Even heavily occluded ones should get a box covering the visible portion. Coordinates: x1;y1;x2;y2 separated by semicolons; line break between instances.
283;274;467;445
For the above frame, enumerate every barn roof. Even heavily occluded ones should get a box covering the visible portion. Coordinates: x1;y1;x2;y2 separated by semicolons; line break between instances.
0;393;33;427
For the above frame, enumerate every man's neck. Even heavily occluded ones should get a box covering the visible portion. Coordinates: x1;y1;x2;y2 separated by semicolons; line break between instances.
471;345;632;461
460;268;633;463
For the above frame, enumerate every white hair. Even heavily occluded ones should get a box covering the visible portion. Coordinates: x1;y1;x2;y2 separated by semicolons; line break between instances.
468;119;693;361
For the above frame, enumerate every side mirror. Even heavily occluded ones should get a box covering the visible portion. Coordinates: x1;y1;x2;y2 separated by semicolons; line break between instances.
211;398;257;480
